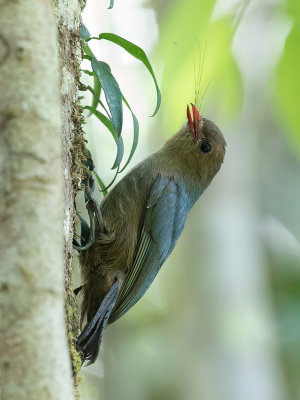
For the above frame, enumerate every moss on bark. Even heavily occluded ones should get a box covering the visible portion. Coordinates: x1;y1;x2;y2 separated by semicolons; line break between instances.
54;0;88;396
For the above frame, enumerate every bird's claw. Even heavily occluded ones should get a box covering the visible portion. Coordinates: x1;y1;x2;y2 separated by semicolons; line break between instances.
73;175;104;251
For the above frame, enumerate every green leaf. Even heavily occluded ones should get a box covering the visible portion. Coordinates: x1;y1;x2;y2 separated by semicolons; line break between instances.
93;170;108;196
83;43;94;58
91;74;101;111
80;71;103;114
80;69;94;77
91;58;123;137
84;106;124;169
82;54;92;61
108;0;114;9
100;168;120;192
90;33;161;116
86;87;109;117
119;95;139;172
80;23;91;41
84;106;114;135
81;44;103;111
85;95;137;172
94;168;119;194
112;136;124;169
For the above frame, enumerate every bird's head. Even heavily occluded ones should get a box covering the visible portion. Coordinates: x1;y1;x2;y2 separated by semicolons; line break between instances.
185;103;226;187
159;104;226;191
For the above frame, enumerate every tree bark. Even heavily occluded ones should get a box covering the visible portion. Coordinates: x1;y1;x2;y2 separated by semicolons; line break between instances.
0;1;75;399
54;0;87;394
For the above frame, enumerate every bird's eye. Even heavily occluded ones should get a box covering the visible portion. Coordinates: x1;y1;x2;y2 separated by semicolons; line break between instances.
200;140;211;153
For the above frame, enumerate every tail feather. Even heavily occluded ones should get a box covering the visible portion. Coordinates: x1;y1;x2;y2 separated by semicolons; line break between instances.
77;280;119;364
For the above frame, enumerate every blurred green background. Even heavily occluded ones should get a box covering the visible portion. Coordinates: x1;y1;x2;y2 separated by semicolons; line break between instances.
77;0;300;399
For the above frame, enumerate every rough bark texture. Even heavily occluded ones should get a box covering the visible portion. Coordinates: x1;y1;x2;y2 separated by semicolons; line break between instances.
0;1;74;400
54;0;87;394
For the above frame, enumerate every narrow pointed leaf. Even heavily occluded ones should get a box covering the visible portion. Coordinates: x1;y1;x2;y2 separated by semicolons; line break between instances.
81;69;94;77
119;95;139;172
84;106;124;169
91;74;101;111
93;170;108;196
86;86;109;117
83;54;92;61
94;168;119;194
90;33;161;116
84;106;114;137
80;24;91;41
112;136;124;170
91;58;123;137
80;72;102;111
81;44;103;111
83;43;94;58
108;0;114;9
100;167;120;192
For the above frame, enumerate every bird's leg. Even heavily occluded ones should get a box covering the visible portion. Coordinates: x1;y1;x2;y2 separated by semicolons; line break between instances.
84;175;104;234
73;198;95;251
73;175;104;251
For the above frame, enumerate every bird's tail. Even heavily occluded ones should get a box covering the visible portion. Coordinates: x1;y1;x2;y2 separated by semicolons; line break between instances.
77;280;119;365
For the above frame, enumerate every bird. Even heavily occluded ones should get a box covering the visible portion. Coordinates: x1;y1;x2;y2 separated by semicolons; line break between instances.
75;104;226;364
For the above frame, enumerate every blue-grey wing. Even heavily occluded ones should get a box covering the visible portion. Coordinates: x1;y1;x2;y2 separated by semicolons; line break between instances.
109;175;191;323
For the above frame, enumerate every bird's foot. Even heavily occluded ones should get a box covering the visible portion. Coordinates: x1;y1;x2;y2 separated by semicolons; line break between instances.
73;175;104;251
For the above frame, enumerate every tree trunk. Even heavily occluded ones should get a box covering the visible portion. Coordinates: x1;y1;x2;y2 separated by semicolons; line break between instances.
54;0;87;394
0;1;82;399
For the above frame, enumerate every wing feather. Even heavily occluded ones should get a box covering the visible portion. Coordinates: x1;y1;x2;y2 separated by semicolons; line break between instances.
109;176;191;323
116;230;152;306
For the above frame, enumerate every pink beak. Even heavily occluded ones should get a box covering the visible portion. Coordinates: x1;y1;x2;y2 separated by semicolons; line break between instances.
187;104;201;143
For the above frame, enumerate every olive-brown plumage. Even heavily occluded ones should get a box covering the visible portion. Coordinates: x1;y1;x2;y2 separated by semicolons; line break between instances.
77;112;226;364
